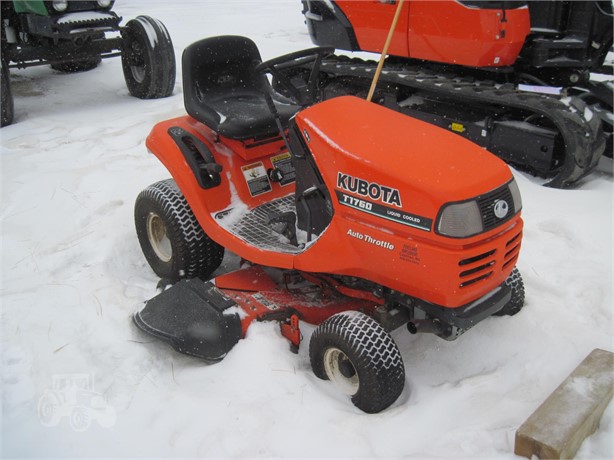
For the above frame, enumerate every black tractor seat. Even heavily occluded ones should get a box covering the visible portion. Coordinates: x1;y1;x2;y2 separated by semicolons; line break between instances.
182;36;301;141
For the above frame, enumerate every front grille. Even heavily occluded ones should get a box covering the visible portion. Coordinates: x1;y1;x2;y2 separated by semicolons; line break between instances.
457;228;522;289
503;230;522;269
477;183;515;232
459;249;496;266
458;249;497;288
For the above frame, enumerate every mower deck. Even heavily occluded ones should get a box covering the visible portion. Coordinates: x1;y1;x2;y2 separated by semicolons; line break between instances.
134;266;379;359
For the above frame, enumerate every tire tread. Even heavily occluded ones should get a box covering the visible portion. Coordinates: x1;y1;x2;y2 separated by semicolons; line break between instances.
135;179;223;281
310;311;405;413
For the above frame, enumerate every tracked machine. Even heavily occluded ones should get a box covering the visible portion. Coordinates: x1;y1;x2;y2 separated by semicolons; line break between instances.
300;0;613;187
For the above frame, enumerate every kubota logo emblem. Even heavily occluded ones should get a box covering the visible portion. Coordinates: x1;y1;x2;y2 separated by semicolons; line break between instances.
494;199;509;219
337;172;402;208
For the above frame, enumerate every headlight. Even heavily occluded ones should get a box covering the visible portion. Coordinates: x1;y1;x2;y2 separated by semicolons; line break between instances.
52;0;68;12
437;200;484;238
97;0;114;8
437;179;522;238
508;178;522;213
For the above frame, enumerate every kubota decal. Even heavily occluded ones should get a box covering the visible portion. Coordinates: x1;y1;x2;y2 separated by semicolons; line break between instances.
252;293;278;310
335;191;433;232
337;172;402;207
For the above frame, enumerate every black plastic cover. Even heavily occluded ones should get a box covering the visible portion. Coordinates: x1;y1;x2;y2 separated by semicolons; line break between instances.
168;127;222;190
133;279;242;362
289;121;333;237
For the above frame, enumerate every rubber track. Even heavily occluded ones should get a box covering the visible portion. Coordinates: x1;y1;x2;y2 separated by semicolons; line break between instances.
317;56;606;188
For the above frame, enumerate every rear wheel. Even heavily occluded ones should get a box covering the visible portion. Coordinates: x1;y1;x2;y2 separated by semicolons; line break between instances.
121;16;175;99
1;58;14;127
309;311;405;413
495;267;525;316
134;179;224;281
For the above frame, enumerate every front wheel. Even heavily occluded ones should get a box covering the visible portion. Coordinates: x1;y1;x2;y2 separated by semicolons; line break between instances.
134;179;224;282
309;311;405;413
1;58;14;127
494;267;525;316
121;16;175;99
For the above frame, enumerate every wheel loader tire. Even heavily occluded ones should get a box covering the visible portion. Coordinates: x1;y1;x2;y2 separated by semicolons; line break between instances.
309;311;405;413
494;267;525;316
134;179;224;282
51;57;101;73
121;16;175;99
1;58;14;127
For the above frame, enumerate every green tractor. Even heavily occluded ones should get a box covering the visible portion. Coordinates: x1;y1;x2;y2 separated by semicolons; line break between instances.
1;0;176;127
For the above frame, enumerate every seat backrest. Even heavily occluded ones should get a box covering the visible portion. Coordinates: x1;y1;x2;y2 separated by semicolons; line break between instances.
182;36;264;128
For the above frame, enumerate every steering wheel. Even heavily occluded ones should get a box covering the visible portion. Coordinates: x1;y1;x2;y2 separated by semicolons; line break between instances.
255;46;334;107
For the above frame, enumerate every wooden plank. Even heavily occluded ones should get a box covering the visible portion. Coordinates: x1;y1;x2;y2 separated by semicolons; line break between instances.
515;348;614;459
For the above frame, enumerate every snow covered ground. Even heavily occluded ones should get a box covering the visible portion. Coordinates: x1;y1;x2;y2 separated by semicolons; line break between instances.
1;1;612;458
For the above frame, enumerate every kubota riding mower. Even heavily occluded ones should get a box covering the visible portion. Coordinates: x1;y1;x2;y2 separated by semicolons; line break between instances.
133;35;525;413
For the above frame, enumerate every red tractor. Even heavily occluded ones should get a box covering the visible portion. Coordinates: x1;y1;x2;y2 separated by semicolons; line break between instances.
300;0;613;187
133;36;524;413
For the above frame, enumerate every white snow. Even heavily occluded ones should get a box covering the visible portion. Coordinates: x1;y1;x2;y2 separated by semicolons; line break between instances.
1;1;613;458
518;84;563;95
213;172;248;229
135;16;159;49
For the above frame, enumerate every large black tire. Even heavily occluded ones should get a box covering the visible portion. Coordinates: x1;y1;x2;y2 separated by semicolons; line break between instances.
1;58;14;127
121;16;175;99
309;311;405;413
134;179;224;282
494;267;525;316
51;57;101;73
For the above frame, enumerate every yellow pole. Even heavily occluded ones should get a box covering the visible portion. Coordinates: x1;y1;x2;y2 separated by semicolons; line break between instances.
367;0;406;102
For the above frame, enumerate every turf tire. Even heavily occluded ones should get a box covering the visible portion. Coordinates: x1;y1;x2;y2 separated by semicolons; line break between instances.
135;179;224;281
121;16;175;99
494;267;525;316
309;311;405;413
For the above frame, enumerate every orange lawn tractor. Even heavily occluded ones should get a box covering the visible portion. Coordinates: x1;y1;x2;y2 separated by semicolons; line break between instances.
133;36;525;413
